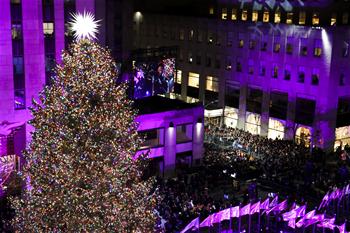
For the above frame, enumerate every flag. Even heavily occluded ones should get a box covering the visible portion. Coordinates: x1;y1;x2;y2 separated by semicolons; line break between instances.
219;208;231;221
317;217;335;230
288;219;296;229
230;206;240;218
296;210;316;228
270;196;279;207
240;203;251;216
304;214;324;228
276;200;288;212
200;215;213;228
345;184;350;195
329;190;337;200
212;212;222;224
318;191;329;210
180;217;200;233
337;223;346;233
283;205;306;221
250;201;260;215
260;198;270;210
295;205;306;218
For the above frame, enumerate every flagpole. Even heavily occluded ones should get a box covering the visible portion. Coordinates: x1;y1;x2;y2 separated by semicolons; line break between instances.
248;213;251;233
312;223;316;233
229;205;232;232
238;204;241;233
258;209;261;233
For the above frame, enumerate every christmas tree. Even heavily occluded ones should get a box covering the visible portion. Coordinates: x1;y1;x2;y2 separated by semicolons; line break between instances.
10;12;157;232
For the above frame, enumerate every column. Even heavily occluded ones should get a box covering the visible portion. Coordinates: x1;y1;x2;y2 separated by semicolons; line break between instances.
285;94;296;140
237;84;247;130
0;0;15;121
22;0;46;141
192;117;204;165
181;69;188;101
260;90;270;137
54;0;64;64
164;122;176;177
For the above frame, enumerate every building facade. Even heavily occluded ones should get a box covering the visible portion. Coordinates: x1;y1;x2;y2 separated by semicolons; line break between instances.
133;0;350;151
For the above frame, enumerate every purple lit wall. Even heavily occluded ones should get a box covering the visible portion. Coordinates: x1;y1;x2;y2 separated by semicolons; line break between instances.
55;0;65;64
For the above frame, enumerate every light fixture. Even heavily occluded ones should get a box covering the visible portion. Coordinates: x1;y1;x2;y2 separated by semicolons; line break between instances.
169;122;174;128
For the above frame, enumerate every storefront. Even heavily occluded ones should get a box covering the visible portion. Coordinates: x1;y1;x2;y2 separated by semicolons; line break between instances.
245;112;261;135
335;125;350;150
268;118;285;140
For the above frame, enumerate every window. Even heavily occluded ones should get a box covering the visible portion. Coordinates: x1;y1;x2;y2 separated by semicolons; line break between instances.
286;12;293;24
261;35;268;51
11;24;22;39
342;42;349;57
331;13;337;26
273;36;280;53
272;64;278;78
14;89;25;110
300;38;308;56
216;33;221;46
206;54;211;67
248;59;254;75
311;68;319;85
206;76;219;92
197;30;203;42
298;67;305;83
343;12;349;24
286;36;293;54
299;11;306;25
179;29;185;40
263;11;269;22
314;39;322;57
13;57;24;75
312;13;319;25
249;38;256;50
236;58;242;72
209;7;214;15
259;61;266;76
176;70;182;84
340;73;345;86
179;49;183;62
43;22;54;35
232;8;237;20
188;72;199;88
238;33;244;48
215;55;220;69
227;32;233;47
225;57;232;70
284;64;291;80
189;29;194;41
252;10;258;22
242;10;248;21
274;10;281;23
176;124;193;143
196;53;201;65
188;52;193;64
208;32;213;44
222;8;227;19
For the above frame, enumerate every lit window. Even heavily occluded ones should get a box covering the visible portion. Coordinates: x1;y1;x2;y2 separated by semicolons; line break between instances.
222;8;227;20
206;76;219;92
331;13;337;26
242;10;248;21
286;13;293;24
272;64;278;78
299;11;306;25
248;59;254;75
176;70;182;84
314;39;322;57
189;29;194;41
300;38;308;56
179;29;185;40
312;13;319;25
11;24;22;39
263;11;269;22
252;10;258;22
238;33;244;48
226;57;232;70
343;12;349;24
286;36;293;54
274;11;281;23
188;72;199;88
43;22;54;35
273;36;280;53
232;8;237;20
209;7;214;15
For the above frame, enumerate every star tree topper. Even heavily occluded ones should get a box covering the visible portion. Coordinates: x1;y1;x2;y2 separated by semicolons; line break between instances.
69;11;100;40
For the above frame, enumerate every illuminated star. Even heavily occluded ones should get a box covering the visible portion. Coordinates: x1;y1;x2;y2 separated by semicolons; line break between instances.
69;11;100;40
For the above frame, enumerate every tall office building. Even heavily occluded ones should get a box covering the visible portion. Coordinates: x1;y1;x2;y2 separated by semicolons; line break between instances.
0;0;107;155
133;0;350;151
